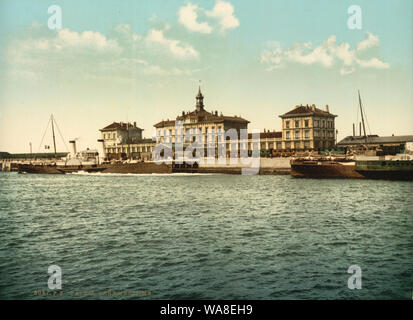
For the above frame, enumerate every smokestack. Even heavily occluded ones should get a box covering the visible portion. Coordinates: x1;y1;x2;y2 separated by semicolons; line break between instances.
359;122;362;136
353;123;355;137
69;140;77;157
97;139;106;163
325;104;329;113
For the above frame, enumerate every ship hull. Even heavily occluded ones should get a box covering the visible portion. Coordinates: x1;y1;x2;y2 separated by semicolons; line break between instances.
18;164;64;174
290;160;364;179
18;164;106;174
355;160;413;181
99;162;172;174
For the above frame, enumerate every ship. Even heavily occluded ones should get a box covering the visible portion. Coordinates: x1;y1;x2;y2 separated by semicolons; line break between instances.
290;157;363;179
354;154;413;181
290;91;413;181
17;115;173;175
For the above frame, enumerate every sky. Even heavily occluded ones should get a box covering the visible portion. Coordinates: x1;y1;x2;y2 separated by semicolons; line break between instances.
0;0;412;153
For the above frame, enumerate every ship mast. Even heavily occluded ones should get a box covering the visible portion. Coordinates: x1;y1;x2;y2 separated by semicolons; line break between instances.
51;114;57;159
358;90;368;146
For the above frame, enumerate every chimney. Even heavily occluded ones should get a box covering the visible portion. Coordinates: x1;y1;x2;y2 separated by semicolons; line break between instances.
182;111;185;116
97;139;106;164
215;110;218;116
133;121;136;127
325;104;329;113
311;104;316;111
69;140;77;157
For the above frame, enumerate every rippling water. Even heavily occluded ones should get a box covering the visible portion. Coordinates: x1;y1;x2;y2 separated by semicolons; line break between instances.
0;172;412;299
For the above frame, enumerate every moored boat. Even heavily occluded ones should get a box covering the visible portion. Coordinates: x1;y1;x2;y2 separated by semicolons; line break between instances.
354;155;413;181
290;158;363;179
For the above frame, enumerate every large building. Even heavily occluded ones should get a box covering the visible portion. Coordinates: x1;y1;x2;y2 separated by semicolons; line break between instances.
99;92;340;161
279;104;337;151
154;87;250;157
100;122;154;160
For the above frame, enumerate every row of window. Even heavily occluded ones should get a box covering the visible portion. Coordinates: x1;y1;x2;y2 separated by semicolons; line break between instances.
157;126;224;137
285;130;335;139
107;146;153;153
285;130;311;139
285;119;334;129
103;133;116;139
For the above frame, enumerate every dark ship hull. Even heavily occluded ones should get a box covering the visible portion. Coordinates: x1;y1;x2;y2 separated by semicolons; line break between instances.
355;160;413;181
17;162;172;174
17;164;107;174
290;159;364;179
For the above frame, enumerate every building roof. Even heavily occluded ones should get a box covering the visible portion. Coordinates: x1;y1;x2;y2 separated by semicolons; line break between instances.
337;135;413;146
154;109;249;128
154;87;250;129
100;122;143;131
279;104;336;118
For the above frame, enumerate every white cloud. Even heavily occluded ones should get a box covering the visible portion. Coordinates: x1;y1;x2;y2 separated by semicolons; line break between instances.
206;0;239;31
146;29;199;59
356;57;389;69
178;1;239;33
6;24;200;82
357;32;380;51
178;3;212;34
261;32;389;75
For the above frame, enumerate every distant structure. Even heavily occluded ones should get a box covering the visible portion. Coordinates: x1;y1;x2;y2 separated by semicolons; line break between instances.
279;104;337;151
154;86;250;157
337;135;413;155
97;90;342;160
99;122;154;160
100;121;143;144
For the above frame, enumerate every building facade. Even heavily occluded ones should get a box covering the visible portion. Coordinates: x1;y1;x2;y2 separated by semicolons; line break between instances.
100;122;155;160
98;96;339;161
279;104;337;151
154;87;250;158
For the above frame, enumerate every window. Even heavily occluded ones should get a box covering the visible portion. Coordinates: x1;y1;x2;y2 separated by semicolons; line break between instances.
286;131;290;139
314;120;318;127
286;121;290;129
295;120;299;128
305;130;309;138
305;120;309;127
295;131;299;139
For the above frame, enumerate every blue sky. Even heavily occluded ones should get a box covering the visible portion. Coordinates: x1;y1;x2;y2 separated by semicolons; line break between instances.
0;0;412;152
